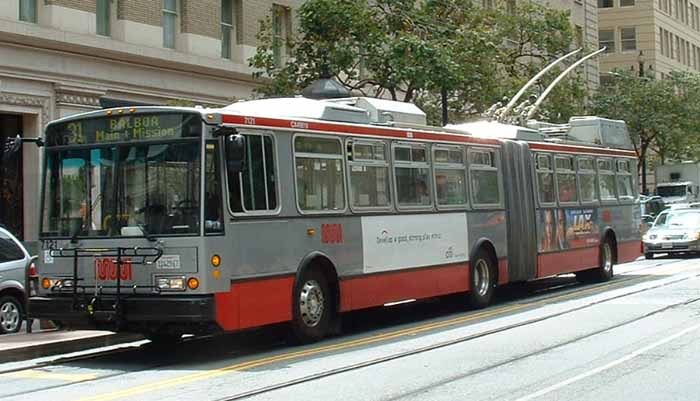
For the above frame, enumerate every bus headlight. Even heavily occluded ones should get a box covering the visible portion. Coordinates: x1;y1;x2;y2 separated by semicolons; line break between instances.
155;276;186;291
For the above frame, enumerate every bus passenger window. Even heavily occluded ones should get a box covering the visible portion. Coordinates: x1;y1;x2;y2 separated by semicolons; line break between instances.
578;157;597;203
294;136;345;212
469;149;501;206
616;159;634;200
555;156;578;203
433;146;467;207
536;154;555;204
393;143;432;208
348;140;391;209
598;158;617;201
228;133;278;213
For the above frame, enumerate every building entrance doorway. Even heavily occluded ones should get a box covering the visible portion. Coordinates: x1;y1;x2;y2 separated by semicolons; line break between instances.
0;114;24;239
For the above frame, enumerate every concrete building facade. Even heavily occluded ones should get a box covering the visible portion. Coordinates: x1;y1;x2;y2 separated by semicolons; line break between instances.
0;0;301;243
598;0;700;80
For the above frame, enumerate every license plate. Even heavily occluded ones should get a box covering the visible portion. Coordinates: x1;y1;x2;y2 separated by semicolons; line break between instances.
662;243;673;249
95;258;133;280
156;255;181;270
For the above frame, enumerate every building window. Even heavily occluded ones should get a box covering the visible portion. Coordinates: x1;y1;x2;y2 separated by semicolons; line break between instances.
221;0;233;59
272;4;291;67
163;0;178;49
660;28;665;55
19;0;37;23
598;0;613;8
620;0;635;6
599;29;615;52
575;25;584;48
621;27;636;51
97;0;110;36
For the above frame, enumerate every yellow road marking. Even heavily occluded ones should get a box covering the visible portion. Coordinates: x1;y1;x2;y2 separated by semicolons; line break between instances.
78;277;640;401
10;370;98;382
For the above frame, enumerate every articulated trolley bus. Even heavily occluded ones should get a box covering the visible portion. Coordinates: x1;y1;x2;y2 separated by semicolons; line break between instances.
28;97;641;342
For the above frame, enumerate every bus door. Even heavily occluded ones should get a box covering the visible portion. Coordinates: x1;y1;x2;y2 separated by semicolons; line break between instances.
501;141;537;281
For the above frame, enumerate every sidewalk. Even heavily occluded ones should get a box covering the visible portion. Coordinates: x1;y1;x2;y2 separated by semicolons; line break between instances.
0;321;142;363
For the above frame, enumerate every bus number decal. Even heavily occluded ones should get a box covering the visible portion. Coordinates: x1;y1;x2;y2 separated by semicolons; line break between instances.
244;117;256;125
322;224;344;244
95;258;133;281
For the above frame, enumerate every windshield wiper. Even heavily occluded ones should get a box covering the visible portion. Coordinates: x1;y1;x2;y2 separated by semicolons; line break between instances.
139;224;158;242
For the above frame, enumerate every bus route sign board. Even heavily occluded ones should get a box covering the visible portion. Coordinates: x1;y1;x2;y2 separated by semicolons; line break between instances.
45;113;199;146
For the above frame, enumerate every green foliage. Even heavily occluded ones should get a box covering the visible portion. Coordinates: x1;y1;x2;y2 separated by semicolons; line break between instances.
590;70;700;175
249;0;584;122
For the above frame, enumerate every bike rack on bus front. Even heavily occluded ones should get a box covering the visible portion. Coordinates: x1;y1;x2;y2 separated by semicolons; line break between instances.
47;246;163;325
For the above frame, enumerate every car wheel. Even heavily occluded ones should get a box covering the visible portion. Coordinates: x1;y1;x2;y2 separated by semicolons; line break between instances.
644;252;654;259
290;268;333;344
0;295;24;334
466;249;496;309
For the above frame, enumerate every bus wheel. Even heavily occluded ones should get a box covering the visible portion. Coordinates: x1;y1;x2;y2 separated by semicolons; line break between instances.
578;238;615;283
466;249;496;309
291;269;332;344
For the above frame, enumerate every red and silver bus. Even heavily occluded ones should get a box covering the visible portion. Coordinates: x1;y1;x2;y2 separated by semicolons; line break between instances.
28;97;641;342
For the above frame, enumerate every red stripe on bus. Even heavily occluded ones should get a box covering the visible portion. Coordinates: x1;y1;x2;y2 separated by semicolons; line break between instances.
529;142;637;157
214;276;295;331
617;240;642;264
498;258;509;284
222;114;501;146
537;247;599;277
339;263;470;311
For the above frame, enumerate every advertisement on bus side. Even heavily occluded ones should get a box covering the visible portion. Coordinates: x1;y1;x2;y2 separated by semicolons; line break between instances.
540;208;600;252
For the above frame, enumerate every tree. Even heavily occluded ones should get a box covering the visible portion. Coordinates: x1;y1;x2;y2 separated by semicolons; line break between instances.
249;0;582;123
590;70;700;192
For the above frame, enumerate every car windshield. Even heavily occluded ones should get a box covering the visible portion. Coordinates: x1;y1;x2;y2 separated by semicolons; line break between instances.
657;185;688;197
653;211;700;229
41;141;201;238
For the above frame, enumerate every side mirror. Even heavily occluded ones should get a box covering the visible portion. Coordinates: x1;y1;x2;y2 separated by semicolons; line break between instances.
642;215;654;224
225;134;247;173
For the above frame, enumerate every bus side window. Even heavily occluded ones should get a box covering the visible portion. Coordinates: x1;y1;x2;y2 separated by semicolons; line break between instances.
616;159;634;201
294;135;345;212
555;155;578;203
469;148;501;207
347;140;391;210
205;141;223;233
433;145;467;207
228;133;278;213
597;158;617;201
536;154;555;204
393;143;432;208
577;156;598;203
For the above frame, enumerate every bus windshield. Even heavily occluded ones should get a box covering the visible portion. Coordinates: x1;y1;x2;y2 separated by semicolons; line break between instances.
41;141;201;238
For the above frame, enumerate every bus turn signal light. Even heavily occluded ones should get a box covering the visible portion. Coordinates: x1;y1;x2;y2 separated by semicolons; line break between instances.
211;255;221;267
187;277;199;290
41;278;51;289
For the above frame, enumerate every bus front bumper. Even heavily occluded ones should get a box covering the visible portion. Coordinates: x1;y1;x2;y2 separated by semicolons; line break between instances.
28;295;216;326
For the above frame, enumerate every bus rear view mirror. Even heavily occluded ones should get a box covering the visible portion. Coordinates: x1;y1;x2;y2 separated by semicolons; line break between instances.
225;134;247;173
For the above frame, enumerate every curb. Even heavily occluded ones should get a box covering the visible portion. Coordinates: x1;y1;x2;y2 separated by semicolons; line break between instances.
0;332;143;363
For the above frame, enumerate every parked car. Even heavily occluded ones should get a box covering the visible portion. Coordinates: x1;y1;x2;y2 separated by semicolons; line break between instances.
0;226;33;334
642;206;700;259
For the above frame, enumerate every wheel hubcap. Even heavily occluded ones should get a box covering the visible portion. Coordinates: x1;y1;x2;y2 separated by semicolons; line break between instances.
602;243;613;273
0;301;20;332
299;280;324;327
474;259;491;297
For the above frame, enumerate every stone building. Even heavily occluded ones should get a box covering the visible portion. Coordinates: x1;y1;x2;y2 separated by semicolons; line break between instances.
0;0;301;243
598;0;700;80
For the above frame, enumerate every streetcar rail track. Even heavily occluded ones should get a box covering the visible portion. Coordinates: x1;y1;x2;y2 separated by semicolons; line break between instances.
2;258;694;400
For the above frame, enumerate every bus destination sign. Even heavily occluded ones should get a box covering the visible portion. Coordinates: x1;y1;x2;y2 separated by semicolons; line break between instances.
46;113;198;146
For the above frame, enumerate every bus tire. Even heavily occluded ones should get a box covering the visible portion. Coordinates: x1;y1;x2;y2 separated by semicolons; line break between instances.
578;237;615;283
290;268;332;344
466;249;496;309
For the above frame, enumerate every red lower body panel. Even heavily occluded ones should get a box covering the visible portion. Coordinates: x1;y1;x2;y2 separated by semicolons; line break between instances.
618;240;642;264
214;276;294;331
339;263;470;311
537;246;599;278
